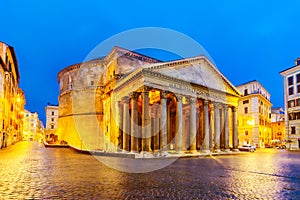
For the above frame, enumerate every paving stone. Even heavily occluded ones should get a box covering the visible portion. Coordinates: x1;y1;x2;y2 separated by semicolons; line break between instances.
0;141;300;199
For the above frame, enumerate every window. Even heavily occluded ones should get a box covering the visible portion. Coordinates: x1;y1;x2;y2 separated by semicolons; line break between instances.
297;74;300;83
297;99;300;106
288;100;295;108
244;107;248;114
51;118;54;122
51;125;54;130
297;85;300;93
291;126;296;134
296;112;300;120
245;131;248;135
243;100;249;104
52;111;55;115
90;80;94;86
289;87;294;95
288;76;294;86
244;89;248;96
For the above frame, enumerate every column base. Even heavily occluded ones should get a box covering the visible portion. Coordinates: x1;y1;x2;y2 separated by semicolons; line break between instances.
176;151;185;155
189;150;198;154
232;148;239;152
224;149;231;152
201;149;211;154
214;149;221;153
130;150;139;154
122;150;129;153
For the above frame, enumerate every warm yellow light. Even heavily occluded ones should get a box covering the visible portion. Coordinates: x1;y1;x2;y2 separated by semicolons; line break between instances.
16;96;21;103
247;119;255;126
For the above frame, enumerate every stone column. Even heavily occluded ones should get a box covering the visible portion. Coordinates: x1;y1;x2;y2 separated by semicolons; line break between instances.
197;106;203;150
160;91;167;151
117;101;123;151
175;95;183;153
189;97;197;153
130;92;139;153
214;102;221;152
220;106;225;149
202;100;210;153
142;88;151;152
224;104;230;152
167;101;171;146
209;109;213;150
122;96;130;152
153;105;160;152
232;106;239;151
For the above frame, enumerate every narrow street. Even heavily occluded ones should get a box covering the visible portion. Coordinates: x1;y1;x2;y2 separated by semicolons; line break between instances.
0;141;299;199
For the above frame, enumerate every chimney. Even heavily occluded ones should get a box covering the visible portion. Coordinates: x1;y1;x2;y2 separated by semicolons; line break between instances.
296;58;300;66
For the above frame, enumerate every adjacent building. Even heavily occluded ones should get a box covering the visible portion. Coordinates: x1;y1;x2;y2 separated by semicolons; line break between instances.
45;104;59;143
0;41;25;148
236;80;272;148
57;46;241;154
280;58;300;149
271;107;285;142
22;109;44;141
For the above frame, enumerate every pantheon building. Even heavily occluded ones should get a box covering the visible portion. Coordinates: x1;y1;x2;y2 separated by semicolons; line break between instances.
57;47;241;154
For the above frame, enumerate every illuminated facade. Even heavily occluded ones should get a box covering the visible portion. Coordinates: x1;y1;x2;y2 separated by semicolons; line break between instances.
57;47;241;154
45;104;58;143
236;80;272;148
22;110;44;141
271;107;285;141
0;41;25;148
280;58;300;149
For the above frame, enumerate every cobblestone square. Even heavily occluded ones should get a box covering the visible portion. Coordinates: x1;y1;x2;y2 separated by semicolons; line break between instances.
0;141;299;199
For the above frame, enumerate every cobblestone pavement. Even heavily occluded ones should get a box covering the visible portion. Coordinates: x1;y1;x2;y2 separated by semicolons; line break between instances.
0;141;299;199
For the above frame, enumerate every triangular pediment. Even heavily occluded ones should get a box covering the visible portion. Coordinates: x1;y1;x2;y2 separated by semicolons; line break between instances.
145;56;240;96
103;46;162;75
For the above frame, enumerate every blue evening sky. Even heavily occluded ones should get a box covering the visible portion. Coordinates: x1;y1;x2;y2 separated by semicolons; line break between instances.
1;0;300;124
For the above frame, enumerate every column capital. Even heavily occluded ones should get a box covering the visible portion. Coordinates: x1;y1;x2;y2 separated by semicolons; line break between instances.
223;104;229;109
213;102;220;107
160;90;168;99
188;97;197;104
176;94;183;102
141;86;151;93
232;106;237;112
121;96;130;104
129;92;139;100
204;99;209;106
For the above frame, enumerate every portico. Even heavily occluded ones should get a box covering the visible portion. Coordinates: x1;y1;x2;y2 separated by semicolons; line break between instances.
112;56;240;154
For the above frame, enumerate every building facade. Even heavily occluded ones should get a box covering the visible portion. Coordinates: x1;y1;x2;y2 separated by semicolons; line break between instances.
236;80;272;148
0;41;25;148
271;107;285;142
280;58;300;149
57;47;241;154
22;110;44;141
45;104;59;143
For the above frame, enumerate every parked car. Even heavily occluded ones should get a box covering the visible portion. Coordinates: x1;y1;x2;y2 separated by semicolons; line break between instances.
239;145;256;152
